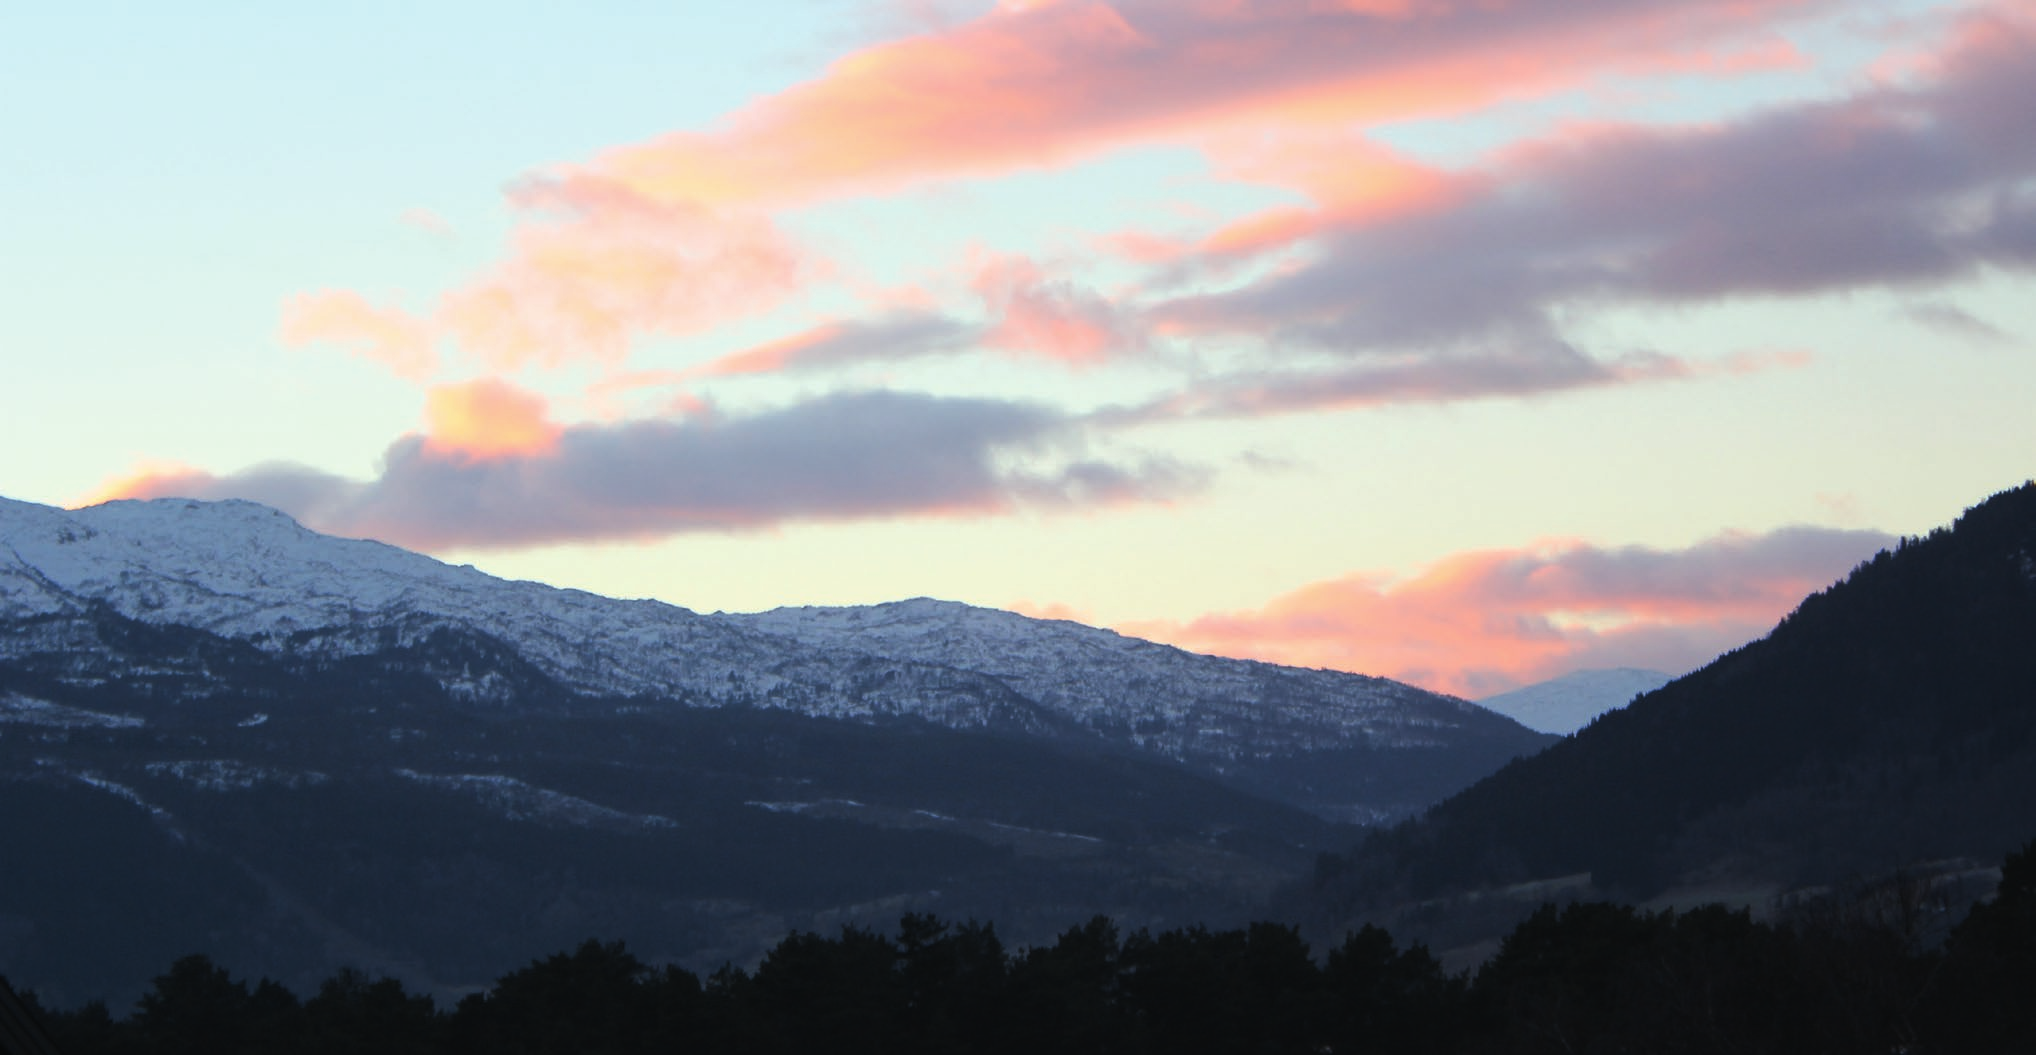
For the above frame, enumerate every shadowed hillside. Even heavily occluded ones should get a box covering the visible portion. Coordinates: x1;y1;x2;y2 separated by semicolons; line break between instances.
1293;482;2036;948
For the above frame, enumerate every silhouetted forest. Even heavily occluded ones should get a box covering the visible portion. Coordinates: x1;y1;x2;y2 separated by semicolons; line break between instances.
12;842;2032;1055
1301;482;2036;942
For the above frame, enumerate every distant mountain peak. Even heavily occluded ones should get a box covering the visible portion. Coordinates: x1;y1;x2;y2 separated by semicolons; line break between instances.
1478;668;1675;735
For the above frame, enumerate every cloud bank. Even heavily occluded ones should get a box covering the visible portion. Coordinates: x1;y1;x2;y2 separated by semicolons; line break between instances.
101;389;1200;549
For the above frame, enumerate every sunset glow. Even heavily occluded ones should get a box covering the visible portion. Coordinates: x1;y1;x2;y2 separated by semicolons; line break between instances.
1126;529;1894;696
421;380;562;461
9;0;2032;696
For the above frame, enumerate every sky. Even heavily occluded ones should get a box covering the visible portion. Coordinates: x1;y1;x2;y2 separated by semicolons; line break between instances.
3;0;2031;697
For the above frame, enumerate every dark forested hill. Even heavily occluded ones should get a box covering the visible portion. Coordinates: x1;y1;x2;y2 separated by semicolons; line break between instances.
1295;482;2036;947
0;604;1361;1007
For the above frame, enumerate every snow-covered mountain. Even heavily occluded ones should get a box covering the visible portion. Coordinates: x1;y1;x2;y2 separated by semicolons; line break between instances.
1477;668;1676;735
0;494;1549;818
0;496;786;699
0;492;1557;1001
736;599;1485;757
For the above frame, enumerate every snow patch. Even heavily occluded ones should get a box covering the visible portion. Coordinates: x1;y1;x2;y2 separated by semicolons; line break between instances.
394;769;678;831
987;820;1103;844
0;693;144;729
67;769;180;833
145;759;327;791
0;494;1513;794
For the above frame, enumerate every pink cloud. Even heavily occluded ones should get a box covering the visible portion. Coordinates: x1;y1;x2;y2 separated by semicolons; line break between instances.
564;0;1823;209
276;0;1893;387
433;185;814;370
702;323;855;378
1094;137;1473;289
690;313;977;379
280;290;438;381
973;253;1142;365
1209;132;1465;228
1007;598;1098;624
290;187;816;378
1122;527;1895;697
1138;5;2036;374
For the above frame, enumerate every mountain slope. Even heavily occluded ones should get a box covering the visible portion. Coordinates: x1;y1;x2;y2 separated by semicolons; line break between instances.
734;600;1545;820
0;603;1349;1006
1478;669;1673;735
0;495;1549;820
1298;482;2036;942
0;493;1554;1003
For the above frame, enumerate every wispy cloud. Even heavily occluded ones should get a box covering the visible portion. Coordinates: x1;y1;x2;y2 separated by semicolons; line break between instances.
281;290;438;381
279;2;2016;403
973;252;1145;365
1151;7;2036;356
436;183;815;370
688;313;977;379
567;0;1822;208
1097;345;1692;424
400;207;455;238
284;189;817;379
1901;301;2017;345
1123;526;1896;697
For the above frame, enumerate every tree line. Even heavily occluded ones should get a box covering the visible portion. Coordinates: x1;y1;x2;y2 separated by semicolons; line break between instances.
13;841;2033;1055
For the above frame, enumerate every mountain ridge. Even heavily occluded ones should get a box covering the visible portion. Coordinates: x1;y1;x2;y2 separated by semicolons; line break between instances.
0;490;1555;1001
0;493;1549;821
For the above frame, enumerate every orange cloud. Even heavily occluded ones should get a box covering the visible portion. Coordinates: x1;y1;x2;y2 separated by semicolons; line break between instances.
421;379;561;461
697;323;855;379
1201;134;1469;256
1121;527;1894;697
77;460;210;507
280;290;438;381
288;188;814;379
1007;598;1098;624
566;0;1821;209
435;186;812;370
1094;138;1468;271
275;0;1852;382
